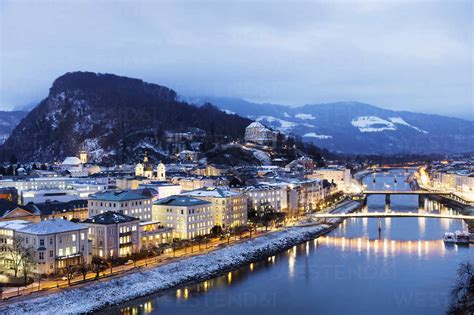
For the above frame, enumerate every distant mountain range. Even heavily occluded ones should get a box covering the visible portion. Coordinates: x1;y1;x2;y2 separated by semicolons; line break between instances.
184;96;474;155
2;75;472;161
1;72;252;164
0;111;28;144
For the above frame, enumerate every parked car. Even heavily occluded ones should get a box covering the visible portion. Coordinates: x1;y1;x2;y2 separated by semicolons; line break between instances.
124;260;134;265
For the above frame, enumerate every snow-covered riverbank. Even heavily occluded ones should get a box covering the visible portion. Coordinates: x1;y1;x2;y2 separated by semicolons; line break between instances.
0;202;359;314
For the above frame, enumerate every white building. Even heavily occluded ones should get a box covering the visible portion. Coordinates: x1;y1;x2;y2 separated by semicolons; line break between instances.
21;189;82;205
2;219;91;275
88;190;154;222
180;187;247;228
244;122;278;145
310;167;352;192
153;195;214;239
241;184;284;212
135;152;166;180
139;181;182;199
0;177;76;194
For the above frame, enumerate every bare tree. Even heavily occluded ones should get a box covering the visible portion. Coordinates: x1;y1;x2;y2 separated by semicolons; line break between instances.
19;244;36;285
64;264;75;285
91;256;107;280
449;261;474;314
78;261;89;281
0;235;25;278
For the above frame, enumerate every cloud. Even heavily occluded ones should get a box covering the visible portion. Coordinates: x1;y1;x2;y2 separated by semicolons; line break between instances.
0;0;472;119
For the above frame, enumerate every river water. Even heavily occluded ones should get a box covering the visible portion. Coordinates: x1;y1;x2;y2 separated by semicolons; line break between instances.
108;169;471;315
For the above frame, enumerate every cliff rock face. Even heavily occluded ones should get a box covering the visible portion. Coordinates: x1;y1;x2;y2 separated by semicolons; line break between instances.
2;72;252;164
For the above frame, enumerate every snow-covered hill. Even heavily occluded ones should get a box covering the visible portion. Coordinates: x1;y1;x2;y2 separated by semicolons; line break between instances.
185;96;474;154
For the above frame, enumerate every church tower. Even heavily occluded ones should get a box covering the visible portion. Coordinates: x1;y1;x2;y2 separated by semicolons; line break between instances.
157;162;166;181
79;144;88;164
143;151;154;179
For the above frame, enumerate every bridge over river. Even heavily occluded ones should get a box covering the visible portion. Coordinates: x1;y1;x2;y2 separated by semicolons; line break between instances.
312;212;473;220
360;190;471;207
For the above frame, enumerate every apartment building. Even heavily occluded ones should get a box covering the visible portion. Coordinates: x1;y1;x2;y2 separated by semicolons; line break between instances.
153;195;213;239
180;187;247;228
88;190;153;222
83;211;140;258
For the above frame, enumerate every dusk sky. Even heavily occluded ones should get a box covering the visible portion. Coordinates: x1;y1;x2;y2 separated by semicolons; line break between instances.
1;0;472;119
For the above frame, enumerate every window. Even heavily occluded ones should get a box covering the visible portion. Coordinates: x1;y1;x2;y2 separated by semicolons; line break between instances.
39;252;44;260
81;233;85;241
40;239;44;246
72;234;76;242
50;250;53;257
59;236;62;243
58;248;63;256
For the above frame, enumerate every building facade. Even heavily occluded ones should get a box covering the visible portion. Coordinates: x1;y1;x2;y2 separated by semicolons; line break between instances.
244;122;278;145
181;187;247;228
83;211;140;258
11;219;90;275
153;195;213;239
88;190;153;222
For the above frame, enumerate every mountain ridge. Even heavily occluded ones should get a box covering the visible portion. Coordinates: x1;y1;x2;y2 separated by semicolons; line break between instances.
1;72;253;164
185;96;474;154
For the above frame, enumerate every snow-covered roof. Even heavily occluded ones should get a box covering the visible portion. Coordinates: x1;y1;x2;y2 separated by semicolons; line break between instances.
62;156;82;166
0;220;32;231
18;219;87;235
83;211;139;225
246;122;267;130
181;187;241;198
90;190;148;201
155;195;211;207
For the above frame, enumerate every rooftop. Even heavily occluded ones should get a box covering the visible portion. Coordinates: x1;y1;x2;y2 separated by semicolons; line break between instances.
154;195;211;207
18;219;87;235
24;200;88;216
181;187;241;198
0;220;32;231
0;200;35;217
83;211;139;225
89;190;148;201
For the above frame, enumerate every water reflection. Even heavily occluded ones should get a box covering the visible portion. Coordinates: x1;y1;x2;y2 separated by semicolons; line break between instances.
319;236;454;257
108;169;471;315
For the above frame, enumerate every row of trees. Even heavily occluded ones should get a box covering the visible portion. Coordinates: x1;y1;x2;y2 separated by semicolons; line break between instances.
248;202;286;231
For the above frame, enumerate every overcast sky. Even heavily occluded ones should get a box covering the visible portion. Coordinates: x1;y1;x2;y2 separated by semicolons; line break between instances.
1;0;472;118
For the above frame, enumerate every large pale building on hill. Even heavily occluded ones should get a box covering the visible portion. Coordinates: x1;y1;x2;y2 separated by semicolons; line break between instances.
244;122;278;145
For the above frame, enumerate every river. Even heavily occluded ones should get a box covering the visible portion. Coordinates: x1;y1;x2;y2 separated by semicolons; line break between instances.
106;169;471;315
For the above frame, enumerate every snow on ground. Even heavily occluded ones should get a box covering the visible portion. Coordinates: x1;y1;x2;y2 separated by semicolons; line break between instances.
256;116;297;130
1;224;333;314
351;116;396;132
256;116;315;131
351;116;428;133
303;133;332;139
388;117;428;134
252;149;271;165
295;113;315;120
223;109;235;115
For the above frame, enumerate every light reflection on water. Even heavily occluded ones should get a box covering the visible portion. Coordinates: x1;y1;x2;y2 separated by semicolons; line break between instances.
107;170;471;315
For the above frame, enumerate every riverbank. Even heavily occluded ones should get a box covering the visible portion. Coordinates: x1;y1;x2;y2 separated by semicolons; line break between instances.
0;201;360;314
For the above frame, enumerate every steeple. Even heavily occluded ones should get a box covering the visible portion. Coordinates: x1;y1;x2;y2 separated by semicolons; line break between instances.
79;143;87;164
